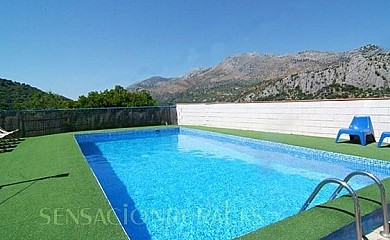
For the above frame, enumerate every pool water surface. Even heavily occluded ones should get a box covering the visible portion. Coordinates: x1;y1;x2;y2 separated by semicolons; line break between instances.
75;128;390;240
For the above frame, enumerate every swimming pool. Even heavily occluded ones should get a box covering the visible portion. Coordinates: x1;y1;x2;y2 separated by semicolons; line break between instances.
75;127;390;240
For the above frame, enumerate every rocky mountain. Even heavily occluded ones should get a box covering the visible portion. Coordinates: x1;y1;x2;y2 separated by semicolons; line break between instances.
128;76;176;91
128;44;390;104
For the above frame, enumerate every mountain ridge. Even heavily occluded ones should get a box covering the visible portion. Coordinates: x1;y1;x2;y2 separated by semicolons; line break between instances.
128;44;390;103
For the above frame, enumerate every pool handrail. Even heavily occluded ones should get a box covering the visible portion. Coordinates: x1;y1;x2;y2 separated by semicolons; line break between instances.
328;171;390;238
300;178;362;240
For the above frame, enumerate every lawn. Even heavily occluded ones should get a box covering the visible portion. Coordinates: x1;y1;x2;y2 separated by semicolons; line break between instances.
1;125;390;240
0;132;128;240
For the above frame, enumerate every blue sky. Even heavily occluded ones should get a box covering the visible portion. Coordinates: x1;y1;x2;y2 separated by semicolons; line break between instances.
1;0;389;99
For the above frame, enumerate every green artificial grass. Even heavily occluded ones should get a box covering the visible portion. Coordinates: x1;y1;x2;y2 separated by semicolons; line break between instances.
1;125;390;240
0;133;128;240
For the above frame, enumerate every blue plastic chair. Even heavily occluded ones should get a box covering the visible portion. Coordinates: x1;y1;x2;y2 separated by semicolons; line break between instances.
378;132;390;148
335;116;375;146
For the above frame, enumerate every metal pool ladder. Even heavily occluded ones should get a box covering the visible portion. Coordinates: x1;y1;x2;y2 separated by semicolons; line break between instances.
300;178;363;240
300;171;390;240
329;171;390;238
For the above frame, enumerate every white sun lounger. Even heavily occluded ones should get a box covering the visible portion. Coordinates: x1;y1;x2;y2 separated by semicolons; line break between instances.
0;128;19;139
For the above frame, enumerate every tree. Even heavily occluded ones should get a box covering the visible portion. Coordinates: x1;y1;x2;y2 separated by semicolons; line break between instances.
15;92;69;110
70;85;157;108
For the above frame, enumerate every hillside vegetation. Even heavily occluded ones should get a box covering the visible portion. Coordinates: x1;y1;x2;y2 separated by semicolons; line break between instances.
128;44;390;103
0;78;70;110
0;78;156;110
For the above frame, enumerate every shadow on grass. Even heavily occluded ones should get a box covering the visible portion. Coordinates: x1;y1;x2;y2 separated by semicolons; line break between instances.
0;173;69;189
378;144;390;149
315;205;355;217
0;181;37;206
357;196;382;206
315;191;384;217
336;133;377;146
316;194;384;240
318;194;382;212
0;138;25;153
0;148;15;153
314;203;367;240
0;173;70;207
336;140;377;146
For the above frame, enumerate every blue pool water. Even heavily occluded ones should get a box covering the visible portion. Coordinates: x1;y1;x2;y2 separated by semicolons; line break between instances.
75;128;390;240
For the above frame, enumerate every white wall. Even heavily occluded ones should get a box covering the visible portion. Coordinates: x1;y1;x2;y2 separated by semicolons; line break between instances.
176;99;390;140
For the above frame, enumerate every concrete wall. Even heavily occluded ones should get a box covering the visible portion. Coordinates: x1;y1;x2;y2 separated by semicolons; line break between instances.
177;99;390;140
